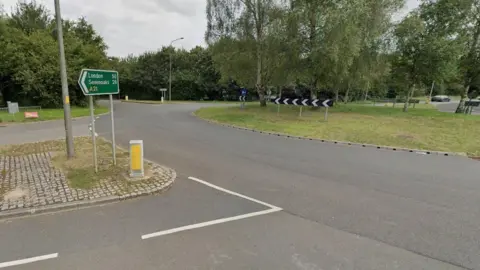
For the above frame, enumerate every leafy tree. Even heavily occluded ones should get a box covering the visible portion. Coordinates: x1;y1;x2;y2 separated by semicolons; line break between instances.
392;10;461;111
206;0;286;106
0;0;108;107
420;0;480;113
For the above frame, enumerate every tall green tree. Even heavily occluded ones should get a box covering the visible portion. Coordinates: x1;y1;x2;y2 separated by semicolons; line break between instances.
392;11;461;111
206;0;285;106
420;0;480;113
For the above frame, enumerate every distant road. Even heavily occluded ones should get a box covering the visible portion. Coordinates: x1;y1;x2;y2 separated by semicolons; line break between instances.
433;101;480;114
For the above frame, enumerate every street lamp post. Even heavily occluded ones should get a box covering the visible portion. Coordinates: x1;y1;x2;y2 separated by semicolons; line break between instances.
169;37;184;101
54;0;75;158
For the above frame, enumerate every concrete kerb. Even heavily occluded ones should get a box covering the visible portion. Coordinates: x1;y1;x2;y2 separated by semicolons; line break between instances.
192;112;466;158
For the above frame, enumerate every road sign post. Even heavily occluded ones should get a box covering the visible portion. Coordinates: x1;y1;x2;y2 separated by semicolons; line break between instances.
78;69;120;171
109;94;116;166
89;96;98;173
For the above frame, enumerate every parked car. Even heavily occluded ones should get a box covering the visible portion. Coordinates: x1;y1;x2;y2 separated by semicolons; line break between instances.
431;95;451;102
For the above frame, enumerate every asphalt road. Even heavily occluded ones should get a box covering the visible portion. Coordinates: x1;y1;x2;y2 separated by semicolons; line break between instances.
434;101;480;114
1;101;479;269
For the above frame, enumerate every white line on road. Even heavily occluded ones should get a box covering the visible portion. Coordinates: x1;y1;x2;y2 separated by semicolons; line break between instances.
142;208;281;239
0;253;58;268
188;176;282;210
141;176;282;240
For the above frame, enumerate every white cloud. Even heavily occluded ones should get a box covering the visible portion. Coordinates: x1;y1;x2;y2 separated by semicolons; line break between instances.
1;0;420;57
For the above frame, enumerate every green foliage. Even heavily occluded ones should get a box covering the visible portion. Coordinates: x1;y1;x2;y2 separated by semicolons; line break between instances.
113;46;224;101
0;0;108;108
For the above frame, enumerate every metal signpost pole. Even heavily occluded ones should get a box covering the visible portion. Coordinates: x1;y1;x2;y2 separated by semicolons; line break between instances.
109;94;117;166
54;0;74;158
89;96;98;173
299;106;303;117
324;107;329;121
78;69;119;172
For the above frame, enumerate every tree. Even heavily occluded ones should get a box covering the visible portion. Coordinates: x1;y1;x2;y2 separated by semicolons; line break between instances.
420;0;480;113
0;0;109;107
206;0;285;106
392;11;461;112
8;0;51;34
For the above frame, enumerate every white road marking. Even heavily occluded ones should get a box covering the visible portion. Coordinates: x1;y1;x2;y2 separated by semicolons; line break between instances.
188;176;281;210
141;176;282;240
142;208;281;239
0;253;58;268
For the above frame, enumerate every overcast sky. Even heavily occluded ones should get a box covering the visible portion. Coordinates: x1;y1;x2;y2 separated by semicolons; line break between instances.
1;0;420;57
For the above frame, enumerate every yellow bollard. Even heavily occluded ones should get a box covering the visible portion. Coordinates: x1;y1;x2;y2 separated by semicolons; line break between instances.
129;140;144;178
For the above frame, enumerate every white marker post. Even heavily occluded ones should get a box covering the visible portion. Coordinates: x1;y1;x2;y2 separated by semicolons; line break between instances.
160;88;167;103
109;94;117;166
129;140;144;178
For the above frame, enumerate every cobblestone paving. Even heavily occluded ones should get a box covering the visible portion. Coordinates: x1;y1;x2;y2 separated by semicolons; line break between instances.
0;152;176;213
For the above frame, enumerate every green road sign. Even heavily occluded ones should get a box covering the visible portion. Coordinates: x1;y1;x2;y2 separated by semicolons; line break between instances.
78;69;119;96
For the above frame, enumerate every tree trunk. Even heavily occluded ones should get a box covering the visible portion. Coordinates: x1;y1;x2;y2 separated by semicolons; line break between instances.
363;81;370;102
255;0;265;107
456;18;480;113
256;52;265;106
344;82;351;103
310;78;317;99
335;89;339;103
455;85;470;113
403;85;415;112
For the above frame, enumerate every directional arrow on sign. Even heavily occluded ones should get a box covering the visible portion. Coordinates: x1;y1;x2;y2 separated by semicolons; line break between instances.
80;71;89;94
312;99;319;107
283;98;289;105
322;99;331;107
293;99;298;105
275;98;281;104
302;99;308;106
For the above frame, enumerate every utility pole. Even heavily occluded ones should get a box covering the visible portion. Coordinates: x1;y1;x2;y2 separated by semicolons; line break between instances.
169;37;184;101
54;0;75;158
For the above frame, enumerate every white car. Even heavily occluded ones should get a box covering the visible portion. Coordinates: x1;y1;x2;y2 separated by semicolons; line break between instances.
431;95;451;102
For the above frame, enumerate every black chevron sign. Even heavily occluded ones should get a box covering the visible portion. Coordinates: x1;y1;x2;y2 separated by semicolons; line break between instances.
274;98;333;107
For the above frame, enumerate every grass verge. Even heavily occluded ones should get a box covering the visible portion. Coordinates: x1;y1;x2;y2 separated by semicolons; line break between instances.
0;137;149;190
195;103;480;156
0;107;109;123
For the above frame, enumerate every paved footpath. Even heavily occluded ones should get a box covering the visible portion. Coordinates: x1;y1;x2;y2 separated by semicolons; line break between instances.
0;102;478;269
0;117;91;146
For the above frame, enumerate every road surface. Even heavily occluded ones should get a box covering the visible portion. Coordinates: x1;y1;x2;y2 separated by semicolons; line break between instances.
1;101;479;269
434;101;480;114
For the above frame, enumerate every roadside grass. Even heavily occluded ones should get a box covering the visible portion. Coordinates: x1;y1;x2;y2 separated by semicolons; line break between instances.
195;103;480;156
0;107;109;123
0;137;147;190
